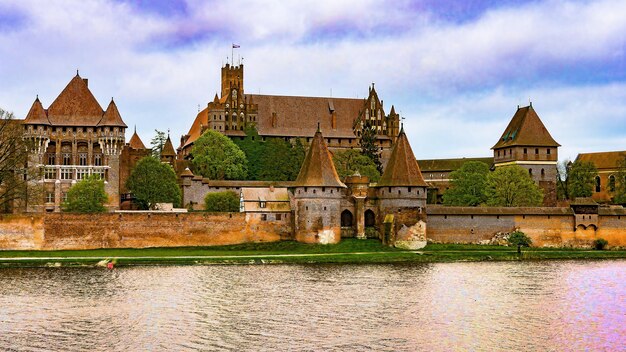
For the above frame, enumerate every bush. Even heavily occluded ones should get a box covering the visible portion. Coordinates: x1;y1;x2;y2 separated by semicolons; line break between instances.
204;191;240;212
592;238;608;250
63;175;108;213
507;230;532;254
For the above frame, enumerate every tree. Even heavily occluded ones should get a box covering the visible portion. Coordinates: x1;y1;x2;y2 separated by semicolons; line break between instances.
359;124;382;173
567;160;597;199
332;149;381;182
126;156;181;209
234;127;264;180
485;166;543;207
508;230;532;254
62;175;108;213
204;191;240;212
258;138;304;181
0;108;41;213
190;130;248;180
150;129;167;158
443;161;490;206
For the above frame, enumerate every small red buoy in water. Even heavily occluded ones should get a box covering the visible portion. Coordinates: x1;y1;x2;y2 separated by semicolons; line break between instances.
107;262;114;270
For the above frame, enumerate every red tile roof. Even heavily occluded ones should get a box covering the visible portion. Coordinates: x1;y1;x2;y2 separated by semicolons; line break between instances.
161;135;176;156
46;75;105;126
377;128;427;187
492;105;560;149
576;151;626;170
23;97;50;125
294;128;346;188
100;99;127;127
128;129;146;149
249;94;363;138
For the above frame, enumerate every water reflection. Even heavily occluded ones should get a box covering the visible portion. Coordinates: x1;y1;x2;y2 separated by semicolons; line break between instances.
0;261;624;351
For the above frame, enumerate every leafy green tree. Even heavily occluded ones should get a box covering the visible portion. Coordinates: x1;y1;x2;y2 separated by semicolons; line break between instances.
150;129;167;158
204;191;240;212
613;157;626;204
190;130;248;180
508;230;532;254
126;156;181;209
359;124;382;173
332;149;381;182
443;161;490;206
62;175;108;213
234;127;264;180
485;166;543;207
258;138;303;181
567;160;598;199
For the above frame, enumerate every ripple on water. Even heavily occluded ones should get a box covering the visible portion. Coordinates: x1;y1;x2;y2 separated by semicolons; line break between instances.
0;260;624;351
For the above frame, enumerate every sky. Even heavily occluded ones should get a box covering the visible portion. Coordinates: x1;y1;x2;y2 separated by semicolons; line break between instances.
1;0;625;162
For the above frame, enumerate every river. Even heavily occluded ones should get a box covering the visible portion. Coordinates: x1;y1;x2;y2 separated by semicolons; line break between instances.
0;260;624;351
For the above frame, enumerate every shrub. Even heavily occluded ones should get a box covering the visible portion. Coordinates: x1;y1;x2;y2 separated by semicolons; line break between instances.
204;191;240;212
592;238;608;250
63;175;108;213
507;230;532;254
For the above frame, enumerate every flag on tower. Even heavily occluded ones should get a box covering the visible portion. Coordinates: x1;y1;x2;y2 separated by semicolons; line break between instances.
232;44;240;48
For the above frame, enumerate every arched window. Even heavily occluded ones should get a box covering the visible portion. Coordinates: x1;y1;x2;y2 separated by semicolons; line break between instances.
609;175;616;192
595;176;601;193
341;210;353;227
364;209;376;227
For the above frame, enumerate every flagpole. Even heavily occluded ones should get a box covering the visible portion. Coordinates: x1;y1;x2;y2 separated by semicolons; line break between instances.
231;44;234;66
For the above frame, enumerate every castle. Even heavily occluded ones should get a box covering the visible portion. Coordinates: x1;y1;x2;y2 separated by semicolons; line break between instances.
178;63;401;165
9;61;626;249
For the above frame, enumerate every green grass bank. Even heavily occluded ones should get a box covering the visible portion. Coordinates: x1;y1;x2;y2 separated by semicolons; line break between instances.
0;239;624;267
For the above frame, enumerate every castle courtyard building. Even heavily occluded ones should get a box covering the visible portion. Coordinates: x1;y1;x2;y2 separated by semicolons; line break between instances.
22;74;127;212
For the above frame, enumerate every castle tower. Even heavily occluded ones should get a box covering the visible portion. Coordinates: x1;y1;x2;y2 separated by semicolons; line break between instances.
221;63;244;99
161;133;176;167
292;126;347;244
376;126;428;245
492;104;560;206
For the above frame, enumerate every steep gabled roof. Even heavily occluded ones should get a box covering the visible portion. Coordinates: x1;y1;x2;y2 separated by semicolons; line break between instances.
99;99;127;127
23;97;50;125
418;157;494;172
377;128;427;187
576;151;626;170
128;128;146;149
46;74;105;126
247;94;363;138
161;134;176;156
293;128;346;188
182;107;208;148
492;105;560;149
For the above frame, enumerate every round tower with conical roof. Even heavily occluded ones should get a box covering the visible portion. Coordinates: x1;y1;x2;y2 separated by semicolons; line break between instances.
291;126;347;244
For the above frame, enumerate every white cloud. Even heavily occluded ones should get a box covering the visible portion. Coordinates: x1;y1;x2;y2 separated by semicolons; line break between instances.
0;0;625;159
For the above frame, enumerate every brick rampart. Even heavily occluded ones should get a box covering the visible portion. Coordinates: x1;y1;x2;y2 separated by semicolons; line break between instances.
427;206;626;247
0;212;291;250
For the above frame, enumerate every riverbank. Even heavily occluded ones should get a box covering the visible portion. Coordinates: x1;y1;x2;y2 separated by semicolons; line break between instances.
0;239;624;267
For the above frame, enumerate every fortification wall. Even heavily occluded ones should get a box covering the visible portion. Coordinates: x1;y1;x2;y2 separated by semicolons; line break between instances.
427;207;626;247
0;212;290;250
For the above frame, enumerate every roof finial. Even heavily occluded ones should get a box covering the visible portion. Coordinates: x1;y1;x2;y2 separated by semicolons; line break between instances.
36;94;39;100
400;115;406;134
134;125;136;133
167;128;170;137
76;69;79;76
317;121;321;133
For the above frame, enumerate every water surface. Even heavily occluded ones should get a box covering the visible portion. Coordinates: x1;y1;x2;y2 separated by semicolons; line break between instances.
0;260;624;351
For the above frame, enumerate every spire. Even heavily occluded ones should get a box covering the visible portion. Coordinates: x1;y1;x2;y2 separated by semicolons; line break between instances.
377;128;427;187
294;128;346;188
390;105;396;115
24;96;50;125
99;98;128;127
161;133;176;157
129;128;146;149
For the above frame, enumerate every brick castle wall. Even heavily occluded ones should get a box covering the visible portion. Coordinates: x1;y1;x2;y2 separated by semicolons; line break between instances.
0;212;291;250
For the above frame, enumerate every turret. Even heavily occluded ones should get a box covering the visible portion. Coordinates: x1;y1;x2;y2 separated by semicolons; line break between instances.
292;125;346;244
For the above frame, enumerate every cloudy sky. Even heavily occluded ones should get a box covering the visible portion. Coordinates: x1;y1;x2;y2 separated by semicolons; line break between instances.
1;0;625;161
